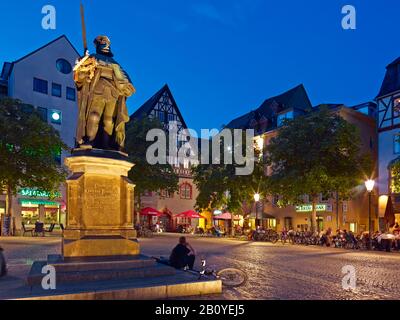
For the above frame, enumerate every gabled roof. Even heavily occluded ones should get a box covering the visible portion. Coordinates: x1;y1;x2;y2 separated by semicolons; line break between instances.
13;35;80;64
225;84;312;130
377;56;400;98
130;84;188;129
1;35;80;83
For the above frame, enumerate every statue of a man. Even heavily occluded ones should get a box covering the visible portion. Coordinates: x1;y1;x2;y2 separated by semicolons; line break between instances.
74;36;135;151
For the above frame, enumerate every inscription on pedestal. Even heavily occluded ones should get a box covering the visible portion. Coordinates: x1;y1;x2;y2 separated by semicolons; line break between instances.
83;178;121;227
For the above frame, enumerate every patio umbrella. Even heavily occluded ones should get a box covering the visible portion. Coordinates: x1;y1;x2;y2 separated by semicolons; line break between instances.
213;212;241;220
140;207;163;217
384;196;396;228
176;210;205;219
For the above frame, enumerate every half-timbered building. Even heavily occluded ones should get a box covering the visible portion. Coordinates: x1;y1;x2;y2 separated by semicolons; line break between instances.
377;57;400;220
129;84;203;231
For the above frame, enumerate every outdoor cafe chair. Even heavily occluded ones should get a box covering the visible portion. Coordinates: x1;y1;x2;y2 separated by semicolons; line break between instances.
21;222;33;237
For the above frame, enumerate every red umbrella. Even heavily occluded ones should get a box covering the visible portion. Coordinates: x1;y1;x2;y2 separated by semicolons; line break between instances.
384;196;396;228
176;210;205;219
140;207;163;217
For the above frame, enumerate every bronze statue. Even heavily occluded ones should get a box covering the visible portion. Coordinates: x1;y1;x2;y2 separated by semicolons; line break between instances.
73;36;135;151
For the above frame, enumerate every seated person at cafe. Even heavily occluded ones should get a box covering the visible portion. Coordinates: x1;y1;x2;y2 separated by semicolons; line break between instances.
169;237;196;270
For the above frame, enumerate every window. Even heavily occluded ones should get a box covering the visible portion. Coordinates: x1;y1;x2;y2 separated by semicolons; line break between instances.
33;78;48;94
66;87;76;101
21;104;34;114
56;59;72;74
50;110;62;125
180;183;192;200
277;110;294;127
349;223;357;233
52;83;62;97
168;113;175;122
158;111;165;122
160;190;173;198
320;193;330;203
36;107;48;122
394;134;400;154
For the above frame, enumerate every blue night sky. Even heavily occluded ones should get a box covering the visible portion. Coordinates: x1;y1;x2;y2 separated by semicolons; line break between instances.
1;0;400;132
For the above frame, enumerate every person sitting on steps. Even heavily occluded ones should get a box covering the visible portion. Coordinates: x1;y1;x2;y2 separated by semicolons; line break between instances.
169;236;196;270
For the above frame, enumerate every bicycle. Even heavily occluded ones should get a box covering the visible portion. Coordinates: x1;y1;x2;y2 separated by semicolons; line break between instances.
154;257;248;288
137;227;153;238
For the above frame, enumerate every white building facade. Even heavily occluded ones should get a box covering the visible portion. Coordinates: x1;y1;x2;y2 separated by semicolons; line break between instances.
0;35;79;233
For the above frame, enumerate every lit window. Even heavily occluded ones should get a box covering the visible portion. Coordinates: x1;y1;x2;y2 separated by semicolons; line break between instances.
50;110;62;125
349;223;357;233
52;83;62;97
66;87;76;101
56;59;72;74
33;78;48;94
180;183;192;200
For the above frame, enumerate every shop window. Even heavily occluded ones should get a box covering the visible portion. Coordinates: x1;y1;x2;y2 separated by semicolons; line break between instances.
349;223;357;233
180;183;192;200
284;217;293;230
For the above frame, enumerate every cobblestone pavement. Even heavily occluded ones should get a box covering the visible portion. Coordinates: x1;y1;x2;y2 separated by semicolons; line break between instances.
1;234;400;300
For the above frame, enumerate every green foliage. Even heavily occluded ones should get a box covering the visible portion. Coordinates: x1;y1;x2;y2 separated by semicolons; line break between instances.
266;107;373;230
125;117;179;209
192;130;267;217
0;98;68;214
391;161;400;193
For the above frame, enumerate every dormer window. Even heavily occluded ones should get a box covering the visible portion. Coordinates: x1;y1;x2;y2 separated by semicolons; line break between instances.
277;110;294;127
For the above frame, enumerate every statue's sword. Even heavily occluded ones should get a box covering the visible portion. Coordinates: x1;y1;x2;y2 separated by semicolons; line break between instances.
80;2;88;56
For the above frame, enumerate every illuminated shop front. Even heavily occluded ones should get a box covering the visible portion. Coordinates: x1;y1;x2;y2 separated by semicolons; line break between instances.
19;199;62;226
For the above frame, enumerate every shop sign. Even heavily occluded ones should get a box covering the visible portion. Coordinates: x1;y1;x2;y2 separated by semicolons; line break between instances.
19;200;60;206
296;204;327;213
19;188;61;198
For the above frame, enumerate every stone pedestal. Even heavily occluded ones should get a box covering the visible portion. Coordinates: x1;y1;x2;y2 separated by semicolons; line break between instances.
62;149;139;258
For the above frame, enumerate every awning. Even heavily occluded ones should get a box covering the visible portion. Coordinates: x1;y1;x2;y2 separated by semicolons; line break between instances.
176;210;205;219
213;212;241;221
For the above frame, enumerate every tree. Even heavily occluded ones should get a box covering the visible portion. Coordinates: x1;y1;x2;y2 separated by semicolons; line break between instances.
192;130;267;236
391;161;400;194
266;107;372;232
0;98;68;234
125;117;179;223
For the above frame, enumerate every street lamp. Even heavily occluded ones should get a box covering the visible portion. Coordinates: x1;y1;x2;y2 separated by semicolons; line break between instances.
254;193;261;227
365;179;375;249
